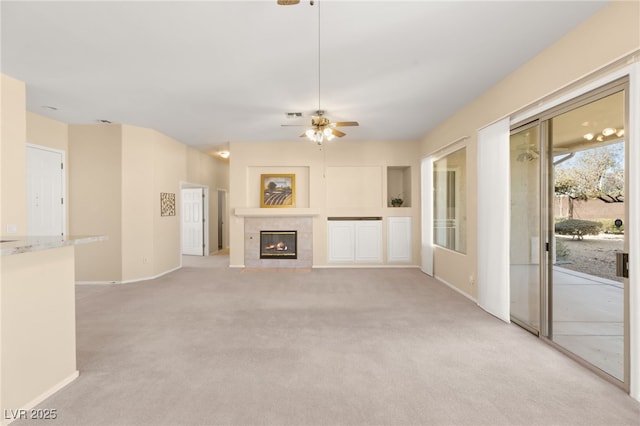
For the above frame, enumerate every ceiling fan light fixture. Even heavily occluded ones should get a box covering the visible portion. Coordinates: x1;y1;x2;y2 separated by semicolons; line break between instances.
282;1;358;144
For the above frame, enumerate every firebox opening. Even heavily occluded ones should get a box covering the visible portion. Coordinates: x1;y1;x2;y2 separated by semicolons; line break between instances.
260;230;297;259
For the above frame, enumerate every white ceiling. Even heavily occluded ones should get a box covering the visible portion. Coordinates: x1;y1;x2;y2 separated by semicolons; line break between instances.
1;1;609;153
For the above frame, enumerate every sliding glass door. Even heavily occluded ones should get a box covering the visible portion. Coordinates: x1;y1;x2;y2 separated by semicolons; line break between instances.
510;79;629;388
510;124;541;333
548;87;627;383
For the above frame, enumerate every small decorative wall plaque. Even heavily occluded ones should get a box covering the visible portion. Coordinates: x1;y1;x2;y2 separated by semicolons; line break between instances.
160;192;176;216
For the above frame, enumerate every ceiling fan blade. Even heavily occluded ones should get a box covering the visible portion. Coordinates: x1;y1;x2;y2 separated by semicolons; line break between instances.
281;124;306;127
299;132;308;138
333;121;359;127
330;128;346;137
277;0;300;5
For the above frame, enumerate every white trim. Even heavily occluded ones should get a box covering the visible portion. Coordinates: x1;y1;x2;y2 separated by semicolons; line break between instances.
511;63;635;125
434;275;476;303
628;62;640;401
76;265;181;285
1;371;79;426
420;156;434;276
426;136;469;160
25;143;66;237
503;49;640;129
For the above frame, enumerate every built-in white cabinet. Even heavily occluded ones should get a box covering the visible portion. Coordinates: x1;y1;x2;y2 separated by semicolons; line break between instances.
327;221;356;262
387;216;412;263
328;219;382;263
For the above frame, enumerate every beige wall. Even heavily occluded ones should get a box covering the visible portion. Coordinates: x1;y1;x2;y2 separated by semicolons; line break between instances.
1;246;77;415
153;131;187;276
121;125;156;281
69;125;123;282
1;74;27;235
26;112;68;152
69;123;227;282
3;75;229;283
229;140;421;267
26;112;70;233
420;1;640;298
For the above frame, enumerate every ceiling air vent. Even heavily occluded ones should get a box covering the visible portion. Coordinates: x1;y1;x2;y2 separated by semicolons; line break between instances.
285;112;303;119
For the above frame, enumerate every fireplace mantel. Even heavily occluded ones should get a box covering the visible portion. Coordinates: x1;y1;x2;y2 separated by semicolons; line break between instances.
234;208;320;217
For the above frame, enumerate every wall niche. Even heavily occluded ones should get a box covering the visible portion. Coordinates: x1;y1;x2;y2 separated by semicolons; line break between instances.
387;166;411;207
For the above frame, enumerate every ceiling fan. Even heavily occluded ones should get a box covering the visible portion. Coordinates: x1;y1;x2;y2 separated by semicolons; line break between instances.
282;110;359;144
279;0;358;144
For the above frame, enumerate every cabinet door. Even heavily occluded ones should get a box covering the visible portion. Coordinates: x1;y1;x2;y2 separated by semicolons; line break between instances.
388;217;412;262
355;221;382;262
328;221;355;262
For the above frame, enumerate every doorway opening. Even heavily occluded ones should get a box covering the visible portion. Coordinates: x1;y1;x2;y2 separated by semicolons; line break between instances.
217;189;228;252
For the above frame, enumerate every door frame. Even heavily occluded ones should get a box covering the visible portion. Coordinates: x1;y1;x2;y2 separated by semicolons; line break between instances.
217;188;229;252
26;143;66;237
510;64;639;397
179;182;209;256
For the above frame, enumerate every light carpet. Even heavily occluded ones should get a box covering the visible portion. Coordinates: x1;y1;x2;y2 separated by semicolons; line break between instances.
15;254;640;425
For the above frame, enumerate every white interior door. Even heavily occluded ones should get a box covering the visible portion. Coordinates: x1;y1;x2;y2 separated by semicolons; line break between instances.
27;145;64;236
181;188;204;255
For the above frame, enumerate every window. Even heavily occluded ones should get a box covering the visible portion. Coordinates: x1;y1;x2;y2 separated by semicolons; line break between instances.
433;148;466;253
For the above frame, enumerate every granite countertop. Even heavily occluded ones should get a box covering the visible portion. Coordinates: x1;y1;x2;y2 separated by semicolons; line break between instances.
0;235;108;256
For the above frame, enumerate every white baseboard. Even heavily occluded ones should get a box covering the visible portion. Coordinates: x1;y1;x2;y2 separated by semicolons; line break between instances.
434;274;476;303
1;371;79;426
76;265;181;285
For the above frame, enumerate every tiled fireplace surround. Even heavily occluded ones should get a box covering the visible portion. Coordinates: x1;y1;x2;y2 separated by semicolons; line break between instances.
244;216;312;268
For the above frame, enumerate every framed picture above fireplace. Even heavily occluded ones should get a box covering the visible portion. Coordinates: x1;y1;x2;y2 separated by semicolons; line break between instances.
260;174;295;208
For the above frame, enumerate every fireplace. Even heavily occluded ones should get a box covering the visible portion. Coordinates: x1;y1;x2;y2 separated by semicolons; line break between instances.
260;231;297;259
